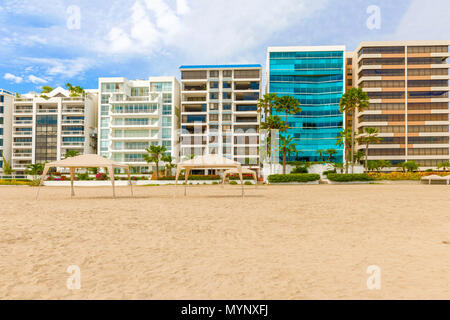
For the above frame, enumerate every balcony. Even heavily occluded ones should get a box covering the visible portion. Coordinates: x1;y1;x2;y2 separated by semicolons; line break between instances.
62;131;85;136
183;104;207;113
14;107;32;113
235;93;260;101
62;142;85;147
62;108;85;114
234;82;260;91
13;152;32;158
62;119;85;125
13;142;32;147
13;119;33;125
183;84;207;92
13;131;32;136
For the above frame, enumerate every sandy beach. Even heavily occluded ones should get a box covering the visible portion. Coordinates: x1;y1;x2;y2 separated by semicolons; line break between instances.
1;184;450;299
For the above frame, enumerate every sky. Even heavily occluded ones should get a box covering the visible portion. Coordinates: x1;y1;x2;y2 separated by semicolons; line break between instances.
0;0;449;93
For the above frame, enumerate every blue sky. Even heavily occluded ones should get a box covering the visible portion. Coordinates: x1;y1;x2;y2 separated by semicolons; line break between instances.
0;0;449;93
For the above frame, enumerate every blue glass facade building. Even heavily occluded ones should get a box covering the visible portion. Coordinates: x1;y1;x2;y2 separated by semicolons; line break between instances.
267;46;345;162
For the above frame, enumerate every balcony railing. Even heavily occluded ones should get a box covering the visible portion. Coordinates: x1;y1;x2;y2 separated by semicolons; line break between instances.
13;153;32;158
14;108;33;113
62;131;85;135
13;142;32;147
62;119;84;124
63;108;85;113
13;131;32;136
14;120;33;125
62;142;84;146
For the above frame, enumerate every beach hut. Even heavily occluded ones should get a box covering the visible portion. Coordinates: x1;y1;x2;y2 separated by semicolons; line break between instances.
36;154;133;199
222;167;258;188
175;154;245;197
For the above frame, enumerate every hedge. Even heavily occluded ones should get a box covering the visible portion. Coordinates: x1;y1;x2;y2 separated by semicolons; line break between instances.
327;173;374;182
158;175;221;181
268;174;320;183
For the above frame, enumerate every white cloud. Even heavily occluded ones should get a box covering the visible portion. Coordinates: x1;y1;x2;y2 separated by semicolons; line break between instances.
4;73;23;83
28;74;47;84
394;0;450;40
22;57;92;78
100;0;328;60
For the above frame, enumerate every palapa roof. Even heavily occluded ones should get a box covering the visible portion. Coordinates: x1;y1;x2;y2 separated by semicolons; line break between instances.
177;154;242;169
45;154;129;168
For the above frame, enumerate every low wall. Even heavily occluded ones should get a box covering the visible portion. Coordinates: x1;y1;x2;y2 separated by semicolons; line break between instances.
44;181;132;187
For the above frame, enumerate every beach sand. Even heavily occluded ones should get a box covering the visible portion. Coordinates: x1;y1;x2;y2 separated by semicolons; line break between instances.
1;184;450;299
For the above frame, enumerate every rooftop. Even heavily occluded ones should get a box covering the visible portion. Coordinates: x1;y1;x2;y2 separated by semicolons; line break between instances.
179;64;262;70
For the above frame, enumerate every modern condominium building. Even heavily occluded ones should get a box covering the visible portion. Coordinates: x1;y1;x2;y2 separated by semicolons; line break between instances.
179;64;262;168
266;46;346;163
11;87;97;173
354;40;450;168
0;89;13;171
98;77;180;173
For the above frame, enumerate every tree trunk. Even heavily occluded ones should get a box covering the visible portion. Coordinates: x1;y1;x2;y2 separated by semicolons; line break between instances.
345;148;349;174
155;162;159;180
282;150;286;174
351;109;355;174
365;143;369;171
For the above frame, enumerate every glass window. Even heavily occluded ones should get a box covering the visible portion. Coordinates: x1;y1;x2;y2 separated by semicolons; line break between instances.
210;70;219;78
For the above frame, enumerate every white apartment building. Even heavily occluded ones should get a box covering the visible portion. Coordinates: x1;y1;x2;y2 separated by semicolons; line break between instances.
98;77;180;173
0;88;13;172
179;65;262;169
11;87;98;173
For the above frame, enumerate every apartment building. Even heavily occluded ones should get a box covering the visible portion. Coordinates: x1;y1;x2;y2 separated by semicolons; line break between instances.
345;51;355;129
266;46;346;163
98;77;180;173
354;40;450;168
179;65;262;168
11;87;97;173
0;89;13;171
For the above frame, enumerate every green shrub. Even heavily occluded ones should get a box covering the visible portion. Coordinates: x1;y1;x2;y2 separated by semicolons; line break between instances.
327;173;374;182
291;166;308;174
158;175;221;181
322;170;337;176
229;180;238;185
212;182;219;185
244;181;253;186
268;174;320;183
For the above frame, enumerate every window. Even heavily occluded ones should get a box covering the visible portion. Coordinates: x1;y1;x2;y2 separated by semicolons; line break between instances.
162;128;171;139
101;105;109;115
210;82;219;89
223;70;232;77
210;70;219;78
223;92;232;99
223;104;232;111
210;114;219;121
210;93;218;100
162;116;172;127
101;129;109;139
163;93;172;103
222;114;232;121
163;105;172;115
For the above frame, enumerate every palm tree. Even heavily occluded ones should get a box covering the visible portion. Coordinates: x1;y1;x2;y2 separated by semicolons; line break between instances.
66;83;85;97
64;149;80;158
316;149;326;162
354;150;365;165
257;93;279;117
2;155;13;175
26;162;45;180
358;127;382;171
287;144;298;163
339;88;369;173
280;135;295;174
41;86;54;94
437;161;450;172
143;145;167;180
336;128;353;174
162;154;176;176
326;149;337;162
274;95;301;128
